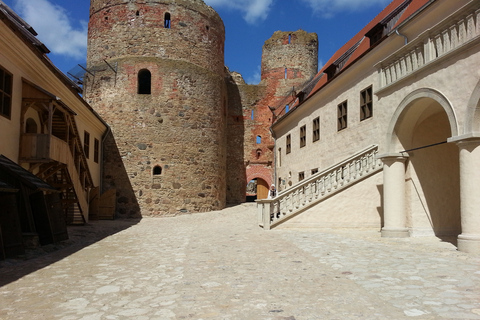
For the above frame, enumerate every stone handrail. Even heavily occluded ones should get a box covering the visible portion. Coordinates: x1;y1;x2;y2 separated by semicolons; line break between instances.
379;6;480;89
257;145;382;230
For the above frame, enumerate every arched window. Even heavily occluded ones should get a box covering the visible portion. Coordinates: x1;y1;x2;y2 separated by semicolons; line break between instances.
25;118;37;133
284;67;287;79
288;34;291;44
164;12;171;28
256;135;261;144
153;165;162;175
138;69;151;94
256;149;262;159
285;104;289;113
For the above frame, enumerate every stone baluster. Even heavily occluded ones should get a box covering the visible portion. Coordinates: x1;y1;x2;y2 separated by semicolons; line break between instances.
405;53;412;74
450;24;458;50
394;60;401;80
300;186;306;206
411;48;419;70
458;20;466;45
400;57;406;78
331;171;337;189
337;168;343;187
476;9;480;36
325;173;331;192
442;29;451;53
287;194;292;212
417;47;424;67
319;176;325;196
466;14;475;40
434;34;443;57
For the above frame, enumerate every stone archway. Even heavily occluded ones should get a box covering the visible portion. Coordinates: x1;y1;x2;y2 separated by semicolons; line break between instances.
382;89;460;242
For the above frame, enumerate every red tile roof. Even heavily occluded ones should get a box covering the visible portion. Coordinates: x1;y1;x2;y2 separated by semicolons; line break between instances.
274;0;432;123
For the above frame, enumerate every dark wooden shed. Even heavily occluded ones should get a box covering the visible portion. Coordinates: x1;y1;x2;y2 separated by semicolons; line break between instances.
0;155;67;259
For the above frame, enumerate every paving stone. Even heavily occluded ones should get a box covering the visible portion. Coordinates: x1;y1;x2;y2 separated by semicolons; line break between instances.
0;203;479;319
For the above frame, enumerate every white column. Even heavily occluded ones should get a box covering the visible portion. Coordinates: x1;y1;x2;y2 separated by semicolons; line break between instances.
378;153;409;238
455;138;480;253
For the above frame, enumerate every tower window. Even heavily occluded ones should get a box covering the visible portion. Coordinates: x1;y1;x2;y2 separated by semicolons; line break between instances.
285;104;289;113
164;12;171;28
138;69;151;94
288;34;291;44
256;135;261;144
136;10;140;16
284;68;287;79
251;110;254;120
153;165;162;175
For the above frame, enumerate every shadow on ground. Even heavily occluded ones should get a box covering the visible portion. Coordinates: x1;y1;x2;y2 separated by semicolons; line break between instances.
0;218;141;287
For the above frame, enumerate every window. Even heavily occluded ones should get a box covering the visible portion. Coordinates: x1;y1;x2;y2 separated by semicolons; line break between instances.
284;68;287;79
251;109;254;120
84;131;90;159
0;66;12;119
312;117;319;142
164;12;171;28
285;104;289;113
360;86;373;121
256;135;261;144
94;138;100;163
286;134;291;154
337;100;348;131
288;34;291;44
300;125;306;148
299;172;305;181
138;69;151;94
153;165;162;175
311;168;318;175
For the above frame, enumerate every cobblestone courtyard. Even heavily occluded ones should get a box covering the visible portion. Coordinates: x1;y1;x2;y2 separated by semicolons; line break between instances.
1;203;479;319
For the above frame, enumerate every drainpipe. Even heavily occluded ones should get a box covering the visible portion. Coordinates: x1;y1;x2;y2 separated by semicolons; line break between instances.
100;124;111;193
395;29;408;45
270;126;277;191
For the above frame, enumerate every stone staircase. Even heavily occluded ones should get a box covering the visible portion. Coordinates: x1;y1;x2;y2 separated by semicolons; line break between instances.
257;145;382;229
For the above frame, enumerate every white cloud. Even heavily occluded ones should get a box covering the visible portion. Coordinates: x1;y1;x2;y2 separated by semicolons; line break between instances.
300;0;391;17
246;65;261;85
204;0;273;24
13;0;87;59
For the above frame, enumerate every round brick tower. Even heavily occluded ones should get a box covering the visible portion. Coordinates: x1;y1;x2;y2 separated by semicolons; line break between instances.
85;0;227;217
261;30;318;88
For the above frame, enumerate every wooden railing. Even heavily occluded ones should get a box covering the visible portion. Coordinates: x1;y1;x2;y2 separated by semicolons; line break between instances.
20;134;88;220
257;145;382;230
379;6;480;89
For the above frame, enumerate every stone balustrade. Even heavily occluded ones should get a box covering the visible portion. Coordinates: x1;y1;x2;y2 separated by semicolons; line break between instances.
379;7;480;89
257;145;382;230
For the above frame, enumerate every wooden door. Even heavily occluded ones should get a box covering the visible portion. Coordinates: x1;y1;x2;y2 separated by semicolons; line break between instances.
257;178;269;200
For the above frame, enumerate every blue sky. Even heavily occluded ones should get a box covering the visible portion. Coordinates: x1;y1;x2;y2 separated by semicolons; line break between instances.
3;0;391;84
